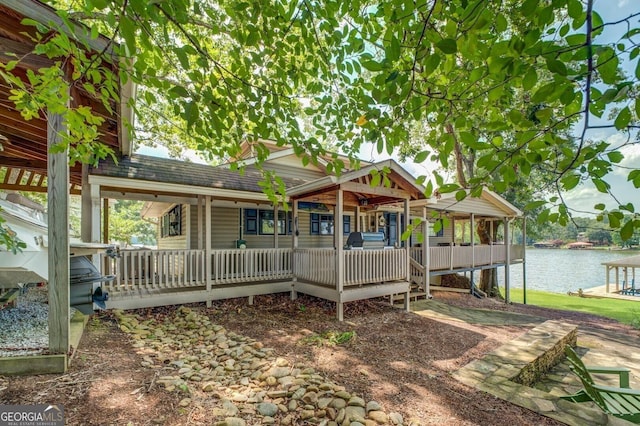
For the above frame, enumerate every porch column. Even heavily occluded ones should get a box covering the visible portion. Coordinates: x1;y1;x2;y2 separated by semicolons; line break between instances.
103;198;109;244
522;217;527;304
48;104;70;356
291;199;299;300
197;195;203;250
422;206;430;297
205;196;212;307
273;203;279;249
90;182;101;243
403;199;410;312
81;164;91;242
355;205;361;232
336;189;344;321
504;218;511;303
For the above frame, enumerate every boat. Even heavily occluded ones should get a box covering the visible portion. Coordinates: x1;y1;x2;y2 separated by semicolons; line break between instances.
0;193;116;313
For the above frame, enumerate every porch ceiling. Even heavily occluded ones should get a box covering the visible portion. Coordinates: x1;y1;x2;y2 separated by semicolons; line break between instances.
0;0;129;195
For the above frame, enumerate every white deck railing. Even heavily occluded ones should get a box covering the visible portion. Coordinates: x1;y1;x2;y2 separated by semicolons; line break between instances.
103;244;525;294
294;248;335;286
103;249;206;292
211;248;292;284
344;249;407;287
410;244;525;272
103;248;292;293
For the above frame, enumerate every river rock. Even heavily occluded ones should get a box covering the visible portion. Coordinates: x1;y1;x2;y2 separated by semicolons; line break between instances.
368;411;389;424
256;402;278;417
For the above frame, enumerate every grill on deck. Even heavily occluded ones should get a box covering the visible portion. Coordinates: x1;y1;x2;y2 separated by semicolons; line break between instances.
346;232;385;249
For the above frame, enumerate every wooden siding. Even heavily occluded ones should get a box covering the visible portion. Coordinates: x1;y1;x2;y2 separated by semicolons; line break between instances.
157;204;188;250
189;205;240;249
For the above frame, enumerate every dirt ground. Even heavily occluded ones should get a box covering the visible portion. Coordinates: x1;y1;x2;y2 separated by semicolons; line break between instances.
1;291;636;425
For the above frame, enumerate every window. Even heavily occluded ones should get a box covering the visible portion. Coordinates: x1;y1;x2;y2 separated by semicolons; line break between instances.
244;209;289;235
310;213;350;235
161;205;182;237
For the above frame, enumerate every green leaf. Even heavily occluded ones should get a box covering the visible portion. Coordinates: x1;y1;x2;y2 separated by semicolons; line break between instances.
414;151;429;163
567;0;583;19
521;0;539;15
546;59;567;76
524;200;546;211
436;38;457;54
362;60;383;72
607;151;624;163
620;220;634;241
562;174;580;190
614;106;631;130
592;178;610;193
522;68;537;90
594;203;606;210
455;190;466;201
387;36;401;61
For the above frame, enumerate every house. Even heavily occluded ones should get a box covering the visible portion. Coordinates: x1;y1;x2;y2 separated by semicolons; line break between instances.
88;140;525;320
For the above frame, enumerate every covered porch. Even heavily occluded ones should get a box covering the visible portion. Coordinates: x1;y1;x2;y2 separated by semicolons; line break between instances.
91;156;525;320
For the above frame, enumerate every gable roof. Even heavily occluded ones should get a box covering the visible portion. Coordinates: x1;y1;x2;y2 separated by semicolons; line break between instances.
415;187;522;218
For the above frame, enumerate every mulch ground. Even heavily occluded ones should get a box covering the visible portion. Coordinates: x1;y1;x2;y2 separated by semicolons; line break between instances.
1;291;636;425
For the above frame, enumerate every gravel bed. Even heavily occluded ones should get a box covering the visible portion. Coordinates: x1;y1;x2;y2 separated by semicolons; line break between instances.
0;285;76;357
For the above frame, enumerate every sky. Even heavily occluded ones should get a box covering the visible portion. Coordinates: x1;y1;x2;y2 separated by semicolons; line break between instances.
136;0;640;217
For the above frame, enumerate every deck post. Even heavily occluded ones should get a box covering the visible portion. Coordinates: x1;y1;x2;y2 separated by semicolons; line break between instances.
470;213;475;287
355;205;361;232
422;206;430;297
336;189;344;321
47;105;70;356
291;199;298;301
522;217;527;304
102;198;109;244
80;164;91;242
403;198;410;312
273;203;279;249
197;195;203;250
205;196;212;307
90;182;101;243
504;218;511;303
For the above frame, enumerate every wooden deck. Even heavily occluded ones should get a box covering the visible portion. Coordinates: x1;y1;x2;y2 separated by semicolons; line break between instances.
100;245;523;318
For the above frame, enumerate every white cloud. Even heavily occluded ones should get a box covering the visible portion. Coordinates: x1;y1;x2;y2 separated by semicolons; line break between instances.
135;144;209;164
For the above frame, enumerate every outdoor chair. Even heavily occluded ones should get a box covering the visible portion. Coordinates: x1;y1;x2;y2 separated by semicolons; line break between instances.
561;345;640;423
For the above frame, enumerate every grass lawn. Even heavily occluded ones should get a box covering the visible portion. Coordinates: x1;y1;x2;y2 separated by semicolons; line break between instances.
504;288;640;326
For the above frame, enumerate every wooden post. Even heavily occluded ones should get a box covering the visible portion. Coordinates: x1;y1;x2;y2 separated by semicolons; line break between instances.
522;217;527;304
403;199;410;312
205;196;212;307
80;164;91;242
102;198;109;244
90;182;101;243
197;195;203;250
47;107;70;356
470;214;475;291
336;189;344;321
422;207;430;297
355;205;361;232
504;218;511;304
291;198;299;301
273;203;279;249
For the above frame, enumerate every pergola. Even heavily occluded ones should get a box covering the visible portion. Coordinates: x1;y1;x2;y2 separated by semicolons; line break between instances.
0;0;133;364
602;254;640;294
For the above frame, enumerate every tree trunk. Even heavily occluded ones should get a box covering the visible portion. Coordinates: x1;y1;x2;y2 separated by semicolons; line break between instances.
477;219;502;298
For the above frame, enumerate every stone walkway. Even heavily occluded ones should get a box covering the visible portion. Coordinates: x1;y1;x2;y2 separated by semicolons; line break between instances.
411;300;640;426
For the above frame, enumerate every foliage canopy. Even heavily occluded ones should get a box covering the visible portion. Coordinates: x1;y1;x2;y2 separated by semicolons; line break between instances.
1;0;639;240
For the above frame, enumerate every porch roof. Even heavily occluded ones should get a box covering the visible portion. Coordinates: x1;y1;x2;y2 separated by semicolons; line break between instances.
602;255;640;268
0;0;133;194
287;159;426;207
90;154;308;194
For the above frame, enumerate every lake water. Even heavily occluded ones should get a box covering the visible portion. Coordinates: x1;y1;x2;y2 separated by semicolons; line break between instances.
497;249;638;294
